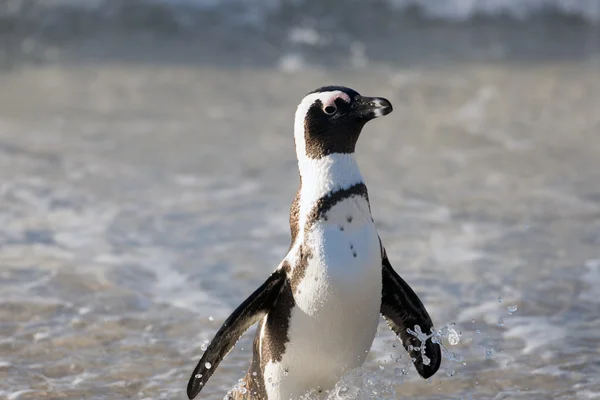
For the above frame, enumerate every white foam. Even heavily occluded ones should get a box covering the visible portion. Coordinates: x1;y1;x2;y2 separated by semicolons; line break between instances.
457;298;507;325
7;390;36;400
577;390;600;399
98;246;230;317
503;316;566;355
325;367;397;400
288;27;323;46
580;258;600;303
388;0;600;21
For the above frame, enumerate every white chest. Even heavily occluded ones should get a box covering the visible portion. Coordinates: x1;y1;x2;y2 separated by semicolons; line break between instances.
264;196;382;400
297;195;381;311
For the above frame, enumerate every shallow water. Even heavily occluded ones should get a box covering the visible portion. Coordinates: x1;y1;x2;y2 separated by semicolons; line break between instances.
1;2;600;400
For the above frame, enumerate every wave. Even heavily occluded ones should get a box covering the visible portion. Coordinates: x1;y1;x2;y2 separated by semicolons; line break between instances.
2;0;598;34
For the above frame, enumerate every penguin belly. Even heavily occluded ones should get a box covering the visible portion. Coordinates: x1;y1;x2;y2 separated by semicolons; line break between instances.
264;197;383;400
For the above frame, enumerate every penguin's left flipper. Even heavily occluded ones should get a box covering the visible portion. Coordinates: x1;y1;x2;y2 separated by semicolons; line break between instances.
187;268;287;399
380;248;442;379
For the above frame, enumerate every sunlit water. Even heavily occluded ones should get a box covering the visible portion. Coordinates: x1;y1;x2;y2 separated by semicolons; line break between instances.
1;2;600;399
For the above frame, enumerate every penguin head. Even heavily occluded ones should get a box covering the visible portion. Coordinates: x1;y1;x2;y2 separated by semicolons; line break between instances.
294;86;393;160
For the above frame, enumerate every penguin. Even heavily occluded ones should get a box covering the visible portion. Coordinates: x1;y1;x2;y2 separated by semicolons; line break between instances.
187;86;442;400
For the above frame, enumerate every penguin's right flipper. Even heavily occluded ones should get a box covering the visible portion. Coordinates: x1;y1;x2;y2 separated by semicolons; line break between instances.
380;247;442;379
187;268;287;399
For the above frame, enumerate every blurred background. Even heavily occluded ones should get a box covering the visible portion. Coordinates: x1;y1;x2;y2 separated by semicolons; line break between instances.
1;0;599;399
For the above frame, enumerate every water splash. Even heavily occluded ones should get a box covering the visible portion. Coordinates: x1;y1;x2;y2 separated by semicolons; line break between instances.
448;328;461;345
227;378;248;399
326;368;397;400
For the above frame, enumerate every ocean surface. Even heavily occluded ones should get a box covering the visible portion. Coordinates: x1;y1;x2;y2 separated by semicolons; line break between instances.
1;1;600;399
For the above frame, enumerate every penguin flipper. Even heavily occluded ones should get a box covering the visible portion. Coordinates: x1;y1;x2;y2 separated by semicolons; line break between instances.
187;268;287;399
380;248;442;379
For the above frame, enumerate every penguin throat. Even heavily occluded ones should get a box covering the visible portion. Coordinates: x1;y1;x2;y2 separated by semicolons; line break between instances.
297;153;365;201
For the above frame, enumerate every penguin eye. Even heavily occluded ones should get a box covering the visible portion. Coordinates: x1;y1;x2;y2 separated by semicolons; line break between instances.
324;105;337;115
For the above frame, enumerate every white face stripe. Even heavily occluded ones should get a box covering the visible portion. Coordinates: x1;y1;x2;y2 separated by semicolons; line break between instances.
321;91;351;109
292;91;366;248
294;91;351;162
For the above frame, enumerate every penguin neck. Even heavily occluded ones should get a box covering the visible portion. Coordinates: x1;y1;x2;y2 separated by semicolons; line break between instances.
297;153;365;201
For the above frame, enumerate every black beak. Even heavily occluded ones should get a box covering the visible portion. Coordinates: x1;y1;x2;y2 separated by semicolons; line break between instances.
354;96;393;120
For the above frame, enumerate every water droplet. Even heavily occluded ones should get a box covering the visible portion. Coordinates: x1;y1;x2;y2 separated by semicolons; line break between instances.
268;377;272;383
338;386;349;396
497;296;503;303
446;370;456;377
284;369;289;376
508;305;518;314
205;362;212;369
201;340;209;351
447;352;464;363
208;316;214;321
497;317;504;327
194;373;202;379
485;347;494;359
392;342;398;348
448;328;460;345
252;372;257;376
422;355;431;366
240;388;247;394
379;365;384;370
